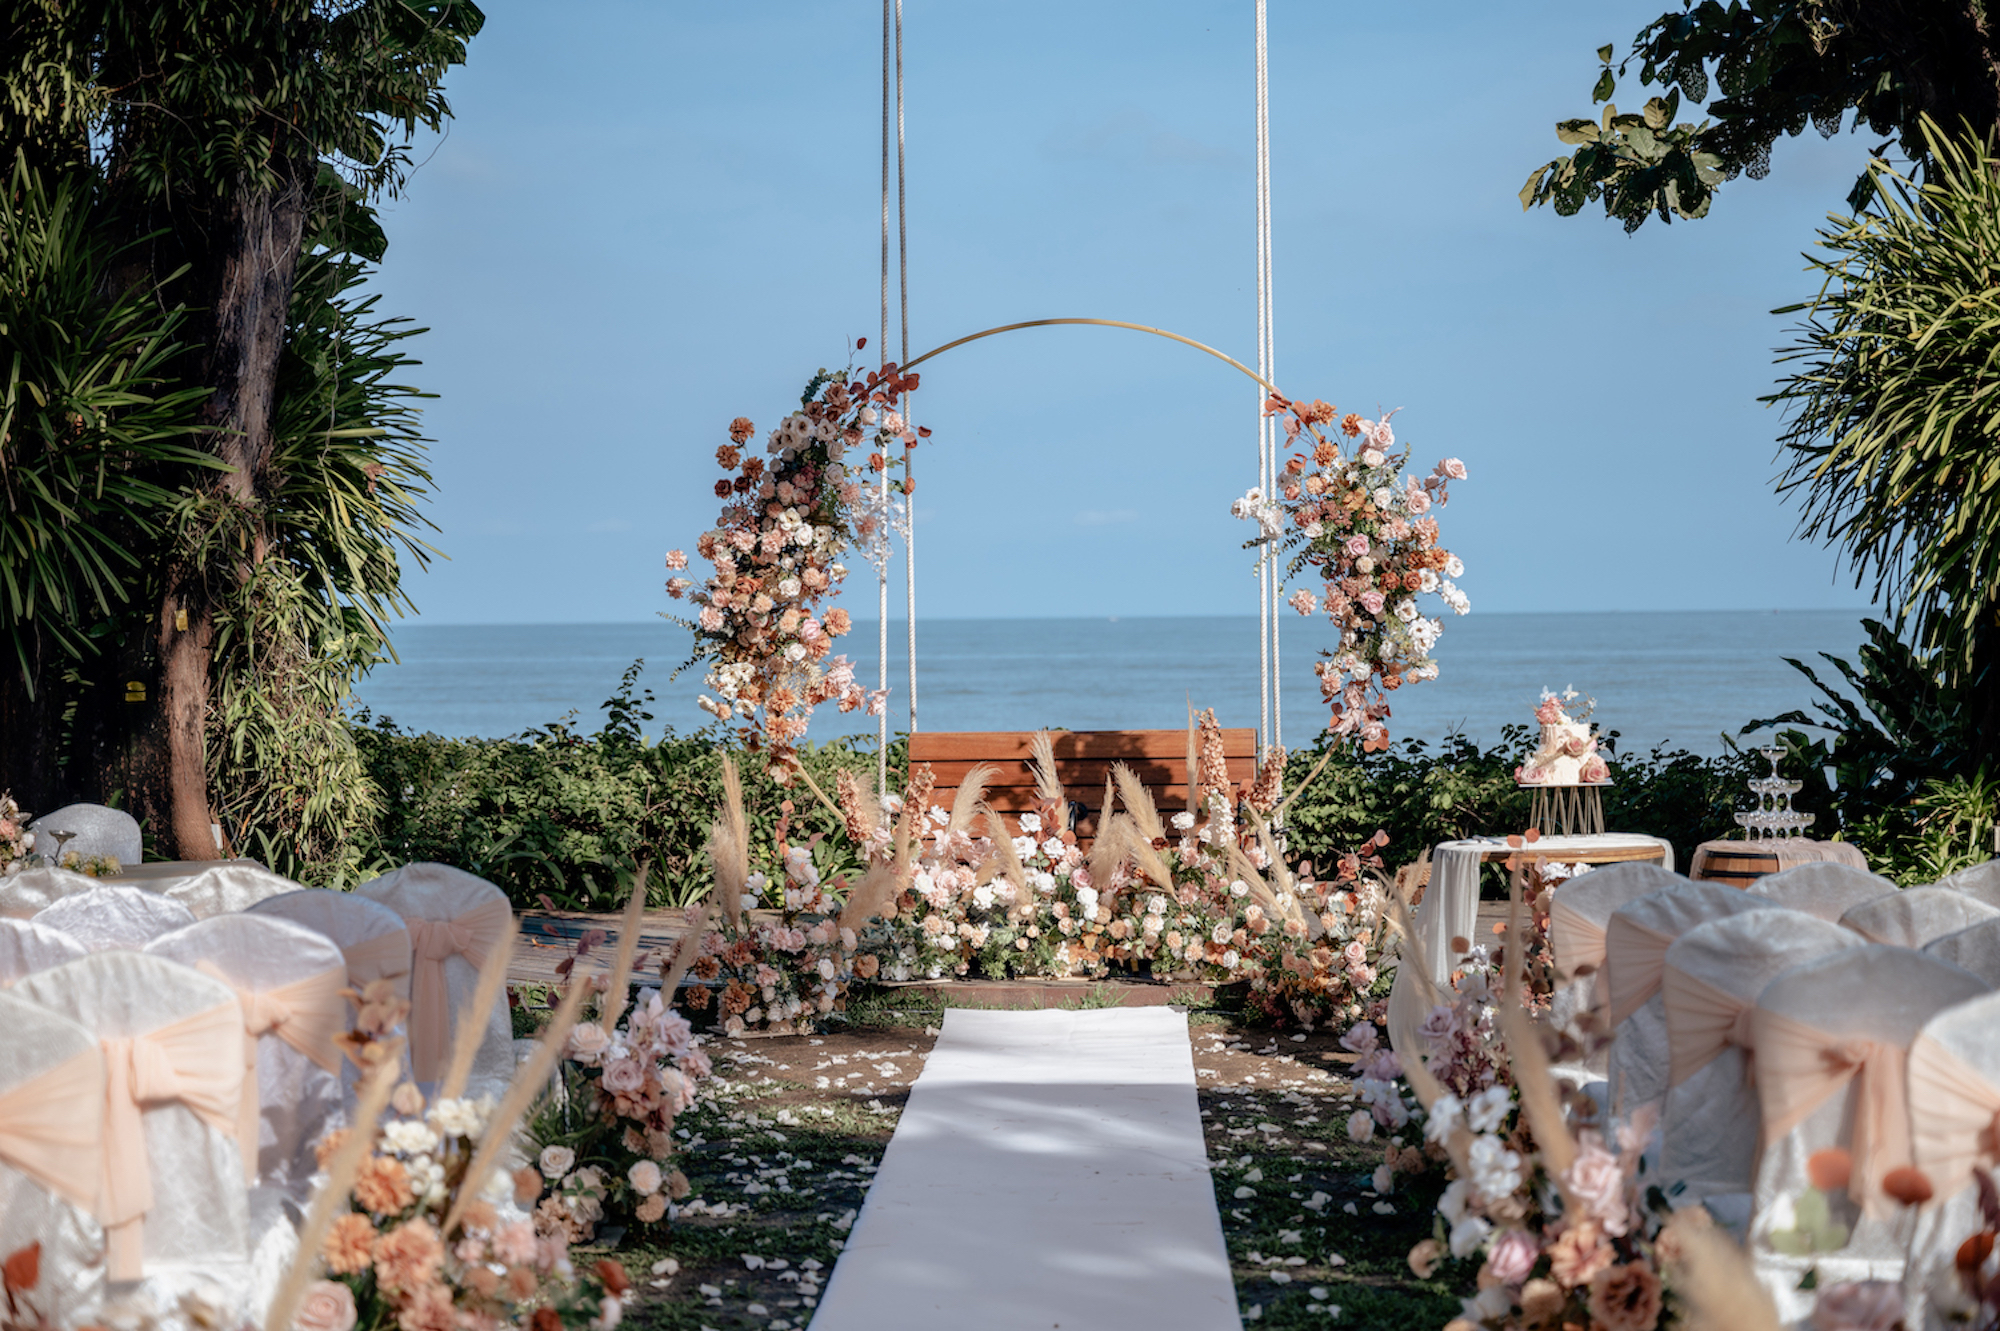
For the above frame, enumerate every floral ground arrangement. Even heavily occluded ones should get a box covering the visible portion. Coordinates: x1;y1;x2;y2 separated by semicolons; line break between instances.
583;1000;1462;1331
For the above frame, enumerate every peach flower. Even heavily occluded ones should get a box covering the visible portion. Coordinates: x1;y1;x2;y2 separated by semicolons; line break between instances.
1587;1263;1662;1331
1547;1220;1613;1288
394;1282;457;1331
353;1156;413;1216
372;1218;443;1292
323;1213;377;1275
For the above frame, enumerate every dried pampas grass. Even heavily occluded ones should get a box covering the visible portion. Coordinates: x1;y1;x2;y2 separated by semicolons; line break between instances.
1113;764;1166;846
1186;703;1201;821
1029;732;1069;832
1669;1218;1782;1331
437;917;517;1104
837;862;902;934
945;763;997;841
596;865;651;1035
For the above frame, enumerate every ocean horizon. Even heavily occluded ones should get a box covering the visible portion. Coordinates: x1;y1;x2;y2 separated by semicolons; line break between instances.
350;609;1875;758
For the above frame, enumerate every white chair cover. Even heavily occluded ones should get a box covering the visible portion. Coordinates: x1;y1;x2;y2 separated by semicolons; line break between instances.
355;863;513;1096
1747;946;1988;1325
0;990;107;1329
0;864;103;919
27;804;142;866
249;888;416;1101
12;952;251;1323
1923;917;2000;988
161;862;300;920
1747;860;1898;921
1841;887;2000;948
34;885;196;952
1544;863;1685;1087
1904;988;2000;1327
1658;912;1865;1202
145;915;348;1200
1604;882;1783;1120
0;916;88;984
1923;858;2000;908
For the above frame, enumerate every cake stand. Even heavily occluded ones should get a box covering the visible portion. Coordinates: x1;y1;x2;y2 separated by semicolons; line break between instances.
1522;781;1609;837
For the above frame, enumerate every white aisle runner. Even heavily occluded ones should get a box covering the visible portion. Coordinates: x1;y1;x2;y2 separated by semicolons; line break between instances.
811;1007;1240;1331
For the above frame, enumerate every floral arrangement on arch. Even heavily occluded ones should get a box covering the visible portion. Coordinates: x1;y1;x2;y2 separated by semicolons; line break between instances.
664;352;927;783
1233;398;1467;751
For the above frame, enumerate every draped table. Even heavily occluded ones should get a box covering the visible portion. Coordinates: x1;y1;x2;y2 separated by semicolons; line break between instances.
104;859;267;894
1414;833;1675;984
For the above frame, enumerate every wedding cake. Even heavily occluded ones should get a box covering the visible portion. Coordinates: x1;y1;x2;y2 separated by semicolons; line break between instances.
1516;690;1610;786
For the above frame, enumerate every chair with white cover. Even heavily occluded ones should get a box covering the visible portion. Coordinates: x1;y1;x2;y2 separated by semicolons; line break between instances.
1659;912;1866;1205
1903;988;2000;1327
0;916;88;984
144;915;348;1198
1924;858;2000;908
1840;886;2000;947
355;863;513;1095
0;990;107;1329
34;885;196;952
11;952;250;1321
159;861;300;920
1545;862;1685;1084
248;888;413;1001
1747;860;1898;921
1924;917;2000;987
1747;946;1988;1324
0;863;102;919
27;803;142;866
1604;881;1784;1121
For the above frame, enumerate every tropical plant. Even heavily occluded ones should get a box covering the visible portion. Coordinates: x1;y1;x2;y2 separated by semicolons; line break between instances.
0;157;213;800
1765;125;2000;758
0;0;482;855
1521;3;2000;230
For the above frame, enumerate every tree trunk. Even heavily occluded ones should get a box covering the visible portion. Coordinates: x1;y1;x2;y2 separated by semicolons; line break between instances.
137;167;311;860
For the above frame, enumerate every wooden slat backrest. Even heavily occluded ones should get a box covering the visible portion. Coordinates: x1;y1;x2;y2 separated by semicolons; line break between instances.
909;729;1258;843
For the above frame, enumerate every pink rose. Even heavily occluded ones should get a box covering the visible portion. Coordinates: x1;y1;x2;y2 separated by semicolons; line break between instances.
1484;1229;1539;1286
1405;486;1431;515
1562;1139;1631;1236
1339;1021;1380;1056
294;1281;356;1331
665;549;688;570
601;1057;647;1096
1358;590;1385;617
1580;755;1610;784
1344;534;1371;557
565;1023;611;1066
1441;458;1467;480
697;606;724;632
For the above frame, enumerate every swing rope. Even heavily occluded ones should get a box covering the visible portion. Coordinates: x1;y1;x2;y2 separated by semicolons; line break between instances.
1255;0;1280;761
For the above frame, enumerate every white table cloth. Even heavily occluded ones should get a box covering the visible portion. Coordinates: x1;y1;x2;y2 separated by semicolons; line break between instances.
1415;834;1675;983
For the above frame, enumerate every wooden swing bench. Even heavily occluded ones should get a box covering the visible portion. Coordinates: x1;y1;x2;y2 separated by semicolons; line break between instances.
909;728;1259;845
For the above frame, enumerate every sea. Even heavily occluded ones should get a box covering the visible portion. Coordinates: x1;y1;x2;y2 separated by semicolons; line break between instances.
348;610;1875;758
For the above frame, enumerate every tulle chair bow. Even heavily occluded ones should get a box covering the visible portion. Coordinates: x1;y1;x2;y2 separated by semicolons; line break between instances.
192;960;347;1181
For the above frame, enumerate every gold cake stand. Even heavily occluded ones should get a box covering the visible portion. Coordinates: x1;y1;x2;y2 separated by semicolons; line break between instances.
1522;782;1609;837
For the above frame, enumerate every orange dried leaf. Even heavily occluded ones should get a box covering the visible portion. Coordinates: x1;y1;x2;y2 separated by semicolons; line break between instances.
1884;1166;1935;1206
1807;1148;1852;1192
3;1242;39;1296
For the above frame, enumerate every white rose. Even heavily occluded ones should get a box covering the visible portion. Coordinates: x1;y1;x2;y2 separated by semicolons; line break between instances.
540;1145;576;1179
628;1160;663;1195
1016;812;1042;834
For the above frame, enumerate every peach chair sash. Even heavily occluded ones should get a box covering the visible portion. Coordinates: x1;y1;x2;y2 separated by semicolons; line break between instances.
194;960;347;1181
1662;964;1759;1087
1548;897;1606;983
98;999;242;1280
405;895;511;1081
1606;916;1676;1029
0;1046;102;1209
1753;1006;1911;1218
340;927;413;993
1908;1031;2000;1203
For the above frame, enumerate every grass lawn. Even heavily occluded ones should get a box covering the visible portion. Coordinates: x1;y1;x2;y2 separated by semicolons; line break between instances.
607;994;1468;1331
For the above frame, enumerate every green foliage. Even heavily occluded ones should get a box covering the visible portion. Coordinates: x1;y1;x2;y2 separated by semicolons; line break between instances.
1768;124;2000;681
0;157;214;676
1522;4;2000;229
350;663;902;909
202;247;440;880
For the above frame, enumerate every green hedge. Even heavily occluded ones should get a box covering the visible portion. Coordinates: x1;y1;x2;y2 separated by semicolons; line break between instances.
339;662;1803;908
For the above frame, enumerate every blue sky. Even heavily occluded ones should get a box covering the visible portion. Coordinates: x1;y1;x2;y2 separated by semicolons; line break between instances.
366;0;1878;626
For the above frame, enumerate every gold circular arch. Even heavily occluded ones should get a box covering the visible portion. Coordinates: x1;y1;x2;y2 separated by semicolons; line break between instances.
901;317;1282;398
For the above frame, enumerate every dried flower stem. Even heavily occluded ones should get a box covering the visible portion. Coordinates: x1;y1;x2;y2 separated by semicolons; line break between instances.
438;919;518;1104
265;1053;400;1331
597;865;652;1035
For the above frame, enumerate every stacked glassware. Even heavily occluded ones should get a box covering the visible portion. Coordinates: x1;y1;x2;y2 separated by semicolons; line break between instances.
1735;746;1816;839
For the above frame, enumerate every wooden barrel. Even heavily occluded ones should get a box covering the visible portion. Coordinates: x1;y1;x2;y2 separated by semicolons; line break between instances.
1694;843;1780;889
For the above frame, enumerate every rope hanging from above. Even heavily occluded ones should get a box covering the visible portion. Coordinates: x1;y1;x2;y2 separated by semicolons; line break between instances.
1254;0;1280;762
876;0;912;790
